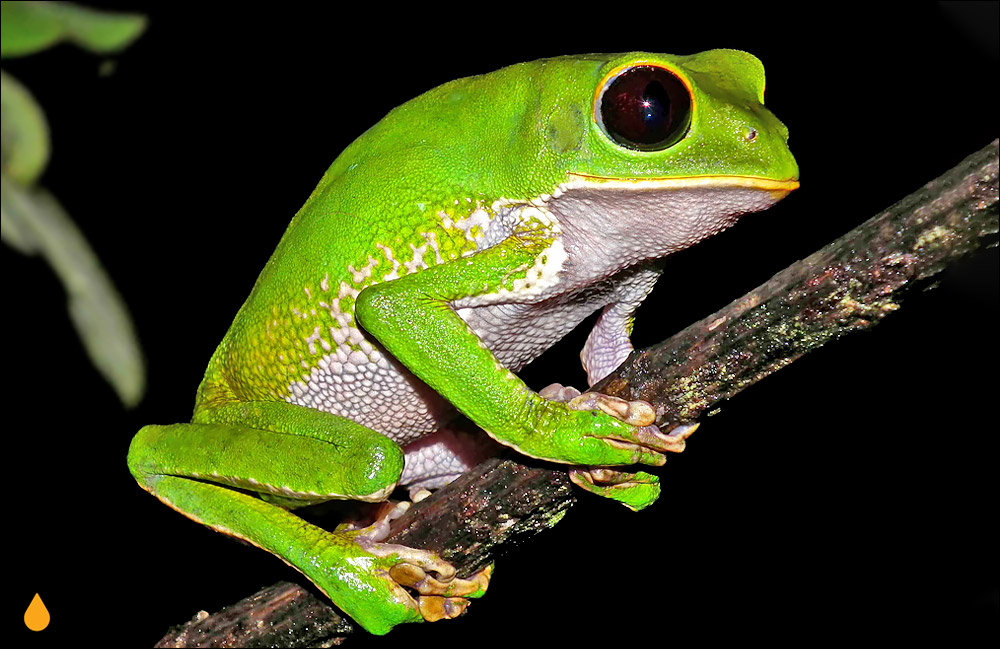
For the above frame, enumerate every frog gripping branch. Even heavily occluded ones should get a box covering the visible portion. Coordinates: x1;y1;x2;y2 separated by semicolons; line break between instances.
127;51;798;635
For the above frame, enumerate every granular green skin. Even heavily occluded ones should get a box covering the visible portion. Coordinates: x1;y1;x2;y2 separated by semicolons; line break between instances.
127;51;803;635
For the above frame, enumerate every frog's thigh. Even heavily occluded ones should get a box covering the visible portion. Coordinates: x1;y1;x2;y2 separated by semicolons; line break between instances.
131;403;405;504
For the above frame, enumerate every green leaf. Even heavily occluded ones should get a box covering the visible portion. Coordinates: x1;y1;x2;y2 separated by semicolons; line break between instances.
1;1;147;58
1;173;146;406
0;70;50;185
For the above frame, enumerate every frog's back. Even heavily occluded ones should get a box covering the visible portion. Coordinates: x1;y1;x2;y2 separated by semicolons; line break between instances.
191;56;602;433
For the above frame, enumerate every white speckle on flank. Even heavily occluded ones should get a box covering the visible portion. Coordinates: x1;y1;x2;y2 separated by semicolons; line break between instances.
347;256;380;283
377;244;402;281
453;207;491;243
339;281;360;300
403;242;429;273
305;325;330;355
437;210;454;229
422;231;444;265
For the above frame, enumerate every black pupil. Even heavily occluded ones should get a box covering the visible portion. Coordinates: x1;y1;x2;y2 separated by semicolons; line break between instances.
599;66;691;151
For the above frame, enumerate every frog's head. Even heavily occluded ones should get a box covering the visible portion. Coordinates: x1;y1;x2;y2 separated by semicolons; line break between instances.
522;50;800;268
565;50;799;185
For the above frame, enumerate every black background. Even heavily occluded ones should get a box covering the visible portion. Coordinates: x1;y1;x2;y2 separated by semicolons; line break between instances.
8;3;997;645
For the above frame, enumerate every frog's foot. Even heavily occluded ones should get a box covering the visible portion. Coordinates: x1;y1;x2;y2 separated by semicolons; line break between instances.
339;497;492;623
541;383;695;454
570;468;662;511
360;541;493;622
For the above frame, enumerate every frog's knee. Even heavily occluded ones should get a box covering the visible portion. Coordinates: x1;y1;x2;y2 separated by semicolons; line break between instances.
126;424;169;486
343;431;406;501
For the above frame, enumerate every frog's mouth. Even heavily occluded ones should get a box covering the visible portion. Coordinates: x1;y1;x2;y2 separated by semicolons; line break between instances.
563;173;800;199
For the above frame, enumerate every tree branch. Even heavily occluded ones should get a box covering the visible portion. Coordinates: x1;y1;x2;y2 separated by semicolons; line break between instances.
155;140;998;647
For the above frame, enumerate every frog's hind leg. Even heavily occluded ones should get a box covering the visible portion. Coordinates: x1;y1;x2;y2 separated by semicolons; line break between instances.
127;400;487;634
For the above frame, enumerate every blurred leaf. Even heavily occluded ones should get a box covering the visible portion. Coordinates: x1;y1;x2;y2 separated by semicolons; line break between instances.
1;1;147;58
0;2;63;57
1;173;146;406
0;70;50;184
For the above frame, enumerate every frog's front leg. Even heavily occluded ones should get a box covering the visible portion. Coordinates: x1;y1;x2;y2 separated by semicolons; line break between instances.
127;401;488;635
355;230;679;468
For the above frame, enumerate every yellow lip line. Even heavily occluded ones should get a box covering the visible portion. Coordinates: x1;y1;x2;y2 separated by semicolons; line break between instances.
567;173;800;192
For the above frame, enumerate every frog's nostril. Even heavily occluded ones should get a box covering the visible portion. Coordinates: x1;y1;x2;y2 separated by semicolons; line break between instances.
744;127;758;142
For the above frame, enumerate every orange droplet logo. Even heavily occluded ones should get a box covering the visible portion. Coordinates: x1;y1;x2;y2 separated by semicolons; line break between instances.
25;593;50;631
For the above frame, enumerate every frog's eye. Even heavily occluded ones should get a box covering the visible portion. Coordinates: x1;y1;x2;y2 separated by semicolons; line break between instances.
597;65;691;151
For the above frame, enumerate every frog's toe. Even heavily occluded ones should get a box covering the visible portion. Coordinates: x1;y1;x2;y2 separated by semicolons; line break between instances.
374;549;491;624
567;391;656;427
539;382;582;402
545;384;656;428
391;562;492;598
570;468;661;511
365;537;492;595
346;541;492;627
567;392;699;454
669;421;700;439
391;559;491;622
345;490;494;604
418;595;471;622
408;486;433;503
